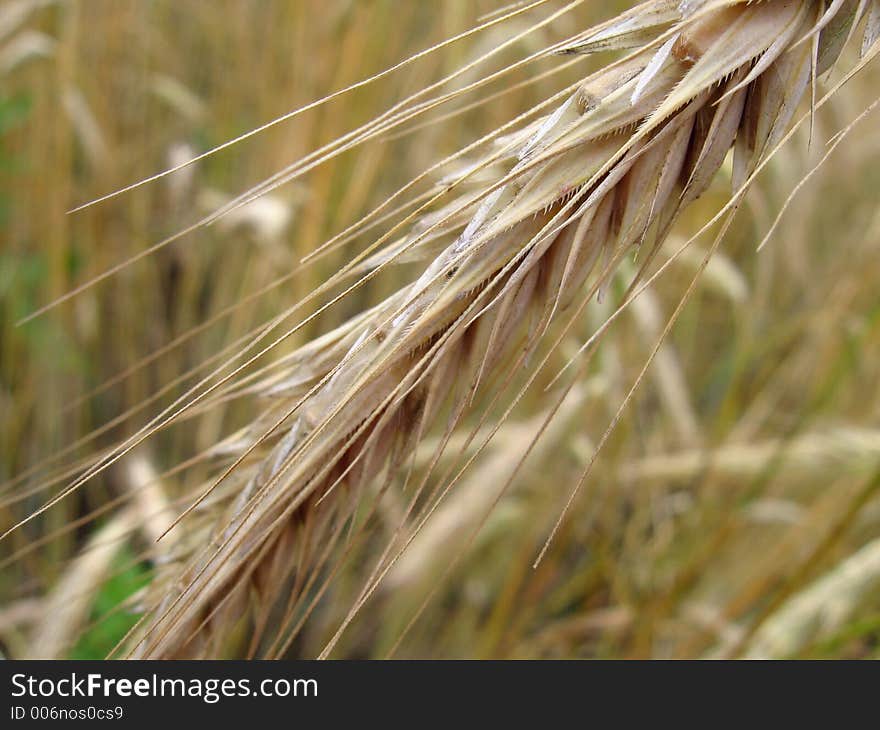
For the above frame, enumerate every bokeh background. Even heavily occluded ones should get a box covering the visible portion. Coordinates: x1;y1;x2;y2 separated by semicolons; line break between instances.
2;0;880;658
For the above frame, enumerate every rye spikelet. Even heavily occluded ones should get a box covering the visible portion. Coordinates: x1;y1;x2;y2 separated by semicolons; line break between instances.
55;0;880;658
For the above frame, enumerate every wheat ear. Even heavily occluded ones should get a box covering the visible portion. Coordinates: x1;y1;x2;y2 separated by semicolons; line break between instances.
126;0;880;658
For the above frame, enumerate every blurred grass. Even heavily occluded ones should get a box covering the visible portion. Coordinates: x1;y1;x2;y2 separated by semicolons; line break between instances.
68;547;149;661
1;0;879;659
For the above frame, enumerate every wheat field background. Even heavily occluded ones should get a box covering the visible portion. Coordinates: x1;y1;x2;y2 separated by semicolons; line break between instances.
2;0;880;659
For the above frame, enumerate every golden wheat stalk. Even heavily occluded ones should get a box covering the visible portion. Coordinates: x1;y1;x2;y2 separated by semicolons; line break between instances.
120;0;880;659
21;0;877;659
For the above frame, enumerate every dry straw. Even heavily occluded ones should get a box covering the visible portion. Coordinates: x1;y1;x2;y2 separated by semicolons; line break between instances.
11;0;880;658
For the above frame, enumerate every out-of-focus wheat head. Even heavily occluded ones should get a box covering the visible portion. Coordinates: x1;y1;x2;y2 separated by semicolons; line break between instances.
102;1;878;658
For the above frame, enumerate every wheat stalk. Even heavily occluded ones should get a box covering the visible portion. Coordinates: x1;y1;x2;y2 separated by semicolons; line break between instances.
43;0;878;658
742;534;880;658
